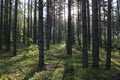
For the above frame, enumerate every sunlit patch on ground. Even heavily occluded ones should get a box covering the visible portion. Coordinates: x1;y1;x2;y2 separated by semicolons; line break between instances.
0;44;120;80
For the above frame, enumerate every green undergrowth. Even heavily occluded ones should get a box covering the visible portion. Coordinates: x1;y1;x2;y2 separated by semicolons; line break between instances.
0;43;120;80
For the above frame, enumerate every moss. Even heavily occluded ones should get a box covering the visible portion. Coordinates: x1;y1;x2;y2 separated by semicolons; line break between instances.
0;43;120;80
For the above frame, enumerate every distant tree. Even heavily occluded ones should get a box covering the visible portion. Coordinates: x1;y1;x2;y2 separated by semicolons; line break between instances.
117;0;120;35
77;0;82;47
0;0;3;50
52;0;56;44
58;0;62;44
4;0;9;51
46;0;51;50
13;0;18;56
77;0;80;46
103;0;107;50
87;0;91;50
98;0;102;48
23;0;26;44
63;0;67;42
33;0;37;44
8;0;12;50
71;2;75;44
106;0;112;70
38;0;44;69
30;0;33;38
27;0;30;45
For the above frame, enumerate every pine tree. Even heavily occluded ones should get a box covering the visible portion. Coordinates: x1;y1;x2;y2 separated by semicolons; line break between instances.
38;0;44;69
82;0;88;68
106;0;112;70
13;0;18;56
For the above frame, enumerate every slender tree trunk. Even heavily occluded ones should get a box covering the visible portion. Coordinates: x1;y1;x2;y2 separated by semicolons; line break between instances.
92;0;99;68
82;0;88;68
98;0;102;48
23;0;26;44
106;0;112;70
46;0;51;49
0;0;3;50
30;0;33;38
72;4;75;44
103;0;107;50
111;8;114;40
66;0;72;56
87;0;91;50
8;0;12;50
58;1;62;44
4;0;9;51
13;0;18;56
64;0;67;41
117;0;120;36
53;0;56;44
38;0;44;69
77;0;81;46
27;0;30;45
33;0;37;44
49;0;52;42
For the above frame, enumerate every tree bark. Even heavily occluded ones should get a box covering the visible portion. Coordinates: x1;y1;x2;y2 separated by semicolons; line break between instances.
33;0;37;44
82;0;88;68
92;0;99;68
23;0;26;44
38;0;44;69
13;0;18;56
87;0;91;50
0;0;3;50
66;0;72;56
106;0;112;70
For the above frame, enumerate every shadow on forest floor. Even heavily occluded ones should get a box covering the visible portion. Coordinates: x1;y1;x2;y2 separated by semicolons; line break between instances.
0;43;120;80
62;55;75;80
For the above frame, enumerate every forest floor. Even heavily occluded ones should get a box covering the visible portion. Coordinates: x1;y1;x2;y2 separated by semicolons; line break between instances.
0;43;120;80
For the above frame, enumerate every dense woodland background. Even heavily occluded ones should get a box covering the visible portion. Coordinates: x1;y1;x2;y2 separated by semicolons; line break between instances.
0;0;120;80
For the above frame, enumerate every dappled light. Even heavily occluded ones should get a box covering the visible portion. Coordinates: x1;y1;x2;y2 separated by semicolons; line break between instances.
0;44;120;80
0;0;120;80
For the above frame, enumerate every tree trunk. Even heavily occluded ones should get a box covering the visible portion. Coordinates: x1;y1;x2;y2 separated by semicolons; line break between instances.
77;1;80;46
103;0;107;50
53;0;56;44
82;0;88;68
27;0;30;45
30;0;33;38
38;0;44;69
98;0;102;48
0;0;3;50
23;0;26;44
4;0;10;51
92;0;99;68
33;0;37;44
13;0;18;56
58;1;62;44
106;0;112;70
87;0;91;50
66;0;72;56
117;0;120;36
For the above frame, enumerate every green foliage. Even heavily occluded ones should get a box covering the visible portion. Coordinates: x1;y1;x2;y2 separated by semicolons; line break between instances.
30;71;53;80
28;38;33;45
0;44;120;80
112;38;120;50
